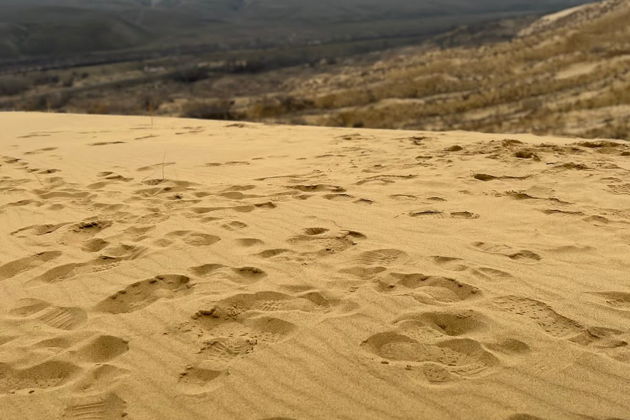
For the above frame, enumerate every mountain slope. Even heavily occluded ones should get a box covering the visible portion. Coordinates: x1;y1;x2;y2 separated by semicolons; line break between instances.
0;0;594;58
239;0;630;140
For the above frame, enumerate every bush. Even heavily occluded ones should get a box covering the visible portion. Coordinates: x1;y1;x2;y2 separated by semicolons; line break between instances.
182;99;235;120
248;95;315;119
31;73;60;86
169;67;210;83
0;76;31;96
21;92;70;111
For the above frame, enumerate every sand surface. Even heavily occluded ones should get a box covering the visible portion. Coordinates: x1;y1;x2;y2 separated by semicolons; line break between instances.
1;112;630;420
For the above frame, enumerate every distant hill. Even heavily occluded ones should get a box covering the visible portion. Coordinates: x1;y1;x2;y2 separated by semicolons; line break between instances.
2;0;625;142
235;0;629;140
0;0;594;58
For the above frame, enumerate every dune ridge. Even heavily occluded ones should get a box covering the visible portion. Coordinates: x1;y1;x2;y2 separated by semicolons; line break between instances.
0;112;629;419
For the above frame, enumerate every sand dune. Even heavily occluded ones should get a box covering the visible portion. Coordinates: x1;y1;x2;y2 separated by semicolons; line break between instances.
1;112;629;419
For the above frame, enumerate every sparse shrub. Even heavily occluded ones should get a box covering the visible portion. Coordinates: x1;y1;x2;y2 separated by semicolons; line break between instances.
19;91;69;111
60;74;75;87
248;95;314;119
138;93;163;113
31;73;60;86
169;67;210;83
182;99;235;120
0;76;30;96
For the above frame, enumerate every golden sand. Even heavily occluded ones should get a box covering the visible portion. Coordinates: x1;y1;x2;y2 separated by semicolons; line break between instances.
1;113;629;419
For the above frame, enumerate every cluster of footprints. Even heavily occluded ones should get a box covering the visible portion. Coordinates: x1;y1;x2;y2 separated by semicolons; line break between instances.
0;274;192;417
176;289;338;394
492;296;629;362
357;245;629;383
360;259;503;383
362;310;503;383
1;147;372;408
3;131;630;418
0;148;310;409
1;299;130;417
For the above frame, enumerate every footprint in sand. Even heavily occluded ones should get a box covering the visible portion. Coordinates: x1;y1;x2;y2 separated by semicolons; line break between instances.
194;291;333;320
0;251;63;281
356;174;416;186
255;248;294;259
176;291;337;380
177;366;224;395
10;222;70;237
0;360;80;394
182;291;335;343
395;310;489;340
429;256;469;272
193;317;298;369
189;263;226;277
62;392;127;420
377;272;481;304
355;249;408;266
32;332;130;365
86;172;133;190
362;323;499;383
493;296;629;361
95;274;192;314
391;194;418;201
23;147;58;155
473;173;530;182
235;238;265;247
324;193;355;201
608;184;630;195
472;242;542;262
134;179;196;197
8;298;87;330
588;291;630;311
230;266;268;282
165;230;221;246
339;265;387;280
175;292;325;391
90;141;126;146
287;228;366;257
221;220;248;231
36;189;92;201
81;238;109;252
222;184;257;192
32;246;145;284
71;364;129;395
491;296;583;338
288;184;346;193
70;335;129;364
470;267;514;281
569;327;628;355
61;219;113;245
409;210;480;219
219;191;259;200
190;263;267;284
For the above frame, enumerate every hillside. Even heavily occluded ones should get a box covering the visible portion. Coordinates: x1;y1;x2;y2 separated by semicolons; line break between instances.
235;0;630;140
0;0;593;59
1;112;630;419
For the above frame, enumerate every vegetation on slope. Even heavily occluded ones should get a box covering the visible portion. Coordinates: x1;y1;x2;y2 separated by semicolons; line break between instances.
242;0;630;140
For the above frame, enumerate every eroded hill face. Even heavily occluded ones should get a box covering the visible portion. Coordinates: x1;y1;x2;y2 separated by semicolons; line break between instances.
238;0;630;140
